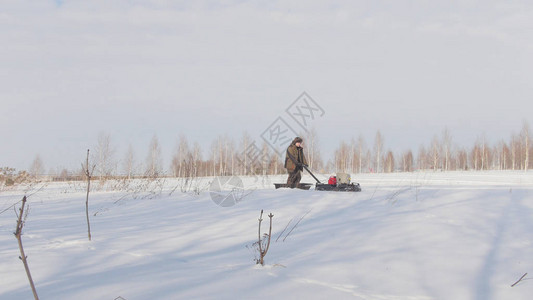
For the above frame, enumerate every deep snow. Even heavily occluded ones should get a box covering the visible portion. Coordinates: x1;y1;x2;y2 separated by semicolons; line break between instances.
1;171;533;300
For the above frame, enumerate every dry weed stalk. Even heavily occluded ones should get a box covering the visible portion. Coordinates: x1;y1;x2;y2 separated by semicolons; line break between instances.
82;149;96;241
14;196;39;300
257;209;274;266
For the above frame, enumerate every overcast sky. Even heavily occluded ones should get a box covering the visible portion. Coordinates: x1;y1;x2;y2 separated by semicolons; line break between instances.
1;0;532;172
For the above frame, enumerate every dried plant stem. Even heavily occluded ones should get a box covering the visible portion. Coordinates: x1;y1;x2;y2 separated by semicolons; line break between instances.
511;273;528;287
283;209;311;242
264;213;274;255
276;218;293;242
82;149;95;241
257;210;264;263
14;196;39;300
257;210;274;266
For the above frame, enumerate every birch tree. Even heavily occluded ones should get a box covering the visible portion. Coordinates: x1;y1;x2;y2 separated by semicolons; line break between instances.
373;131;384;173
94;132;116;180
146;135;163;178
402;150;414;172
209;141;217;176
357;135;366;173
240;132;253;175
430;135;441;171
335;141;350;173
497;141;510;170
417;145;428;170
123;144;135;179
384;150;395;173
191;142;202;178
456;148;468;170
302;127;322;170
29;155;44;179
520;122;531;171
261;141;270;176
171;135;190;177
442;128;452;171
471;136;490;170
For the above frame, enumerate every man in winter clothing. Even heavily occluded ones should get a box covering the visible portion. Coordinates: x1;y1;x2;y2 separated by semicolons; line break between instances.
285;137;308;188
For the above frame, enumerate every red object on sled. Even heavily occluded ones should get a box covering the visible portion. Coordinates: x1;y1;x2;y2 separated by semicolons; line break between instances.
328;176;337;185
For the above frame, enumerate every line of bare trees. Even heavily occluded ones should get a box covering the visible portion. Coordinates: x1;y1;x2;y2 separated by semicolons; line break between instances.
333;123;532;173
3;123;532;184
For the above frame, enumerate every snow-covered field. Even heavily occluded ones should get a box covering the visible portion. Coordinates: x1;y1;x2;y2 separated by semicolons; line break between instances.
1;171;533;300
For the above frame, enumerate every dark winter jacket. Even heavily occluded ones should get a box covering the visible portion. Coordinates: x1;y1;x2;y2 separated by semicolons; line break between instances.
284;139;308;173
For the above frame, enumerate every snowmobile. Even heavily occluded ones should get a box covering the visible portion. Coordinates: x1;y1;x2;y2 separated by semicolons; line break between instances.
274;165;361;192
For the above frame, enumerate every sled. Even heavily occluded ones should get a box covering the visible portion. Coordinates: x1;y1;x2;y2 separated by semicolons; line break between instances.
273;183;313;190
305;166;362;192
274;166;362;192
315;182;361;192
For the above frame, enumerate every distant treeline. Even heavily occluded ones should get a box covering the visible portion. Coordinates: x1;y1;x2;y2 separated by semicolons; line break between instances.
3;122;532;184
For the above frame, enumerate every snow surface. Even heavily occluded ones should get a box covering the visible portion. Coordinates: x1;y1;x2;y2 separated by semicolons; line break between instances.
1;171;533;300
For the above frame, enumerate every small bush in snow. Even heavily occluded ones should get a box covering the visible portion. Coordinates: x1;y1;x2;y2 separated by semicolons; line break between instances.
252;210;274;266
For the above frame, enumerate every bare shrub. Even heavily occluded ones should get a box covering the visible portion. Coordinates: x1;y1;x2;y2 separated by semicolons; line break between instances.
14;196;39;300
252;210;273;266
82;149;96;241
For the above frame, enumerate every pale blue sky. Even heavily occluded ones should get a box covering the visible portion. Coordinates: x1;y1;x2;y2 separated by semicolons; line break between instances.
1;0;532;172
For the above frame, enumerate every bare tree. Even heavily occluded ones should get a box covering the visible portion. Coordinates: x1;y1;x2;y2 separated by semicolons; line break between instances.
356;135;366;173
402;150;414;172
239;132;253;175
123;144;135;179
220;135;235;176
520;121;531;171
94;132;115;180
29;155;44;179
174;145;197;193
208;141;217;176
193;142;202;177
510;134;519;170
334;141;350;173
71;124;533;178
14;196;39;300
146;135;163;178
471;136;491;170
171;135;190;178
384;150;395;173
442;128;452;171
430;135;441;171
176;141;203;178
480;135;490;170
471;142;481;170
373;131;384;173
255;210;273;266
216;136;226;176
302;127;322;171
269;148;284;175
456;148;468;170
261;141;270;176
349;138;357;174
497;140;511;170
59;168;69;181
206;135;233;176
82;149;95;241
417;145;428;170
364;149;372;173
230;139;237;175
